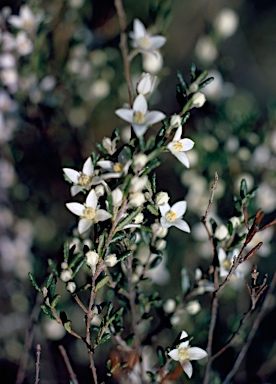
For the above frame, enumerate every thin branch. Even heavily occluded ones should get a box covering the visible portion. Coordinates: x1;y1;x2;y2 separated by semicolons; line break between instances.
222;272;276;384
201;172;219;238
35;344;41;384
114;0;134;106
59;345;79;384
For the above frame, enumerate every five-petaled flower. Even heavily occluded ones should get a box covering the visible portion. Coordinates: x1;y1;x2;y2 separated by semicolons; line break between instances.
115;94;165;137
168;330;207;378
159;200;190;232
167;125;194;168
8;5;43;33
130;19;166;55
66;189;111;234
63;157;101;196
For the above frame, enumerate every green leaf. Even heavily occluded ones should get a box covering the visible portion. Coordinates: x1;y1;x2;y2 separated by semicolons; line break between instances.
140;159;161;176
64;321;72;334
50;294;61;309
157;346;166;367
48;258;59;277
146;135;156;151
41;304;56;320
63;242;70;263
72;257;86;277
177;70;188;91
190;62;197;80
96;142;108;154
110;232;125;244
199;76;214;90
116;208;141;232
149;256;162;269
106;302;114;318
28;272;41;292
151;173;156;194
95;276;110;292
227;220;234;236
121;174;132;196
118;250;132;262
181;112;190;125
97;233;107;257
68;253;83;269
240;179;248;199
146;204;159;216
98;333;111;345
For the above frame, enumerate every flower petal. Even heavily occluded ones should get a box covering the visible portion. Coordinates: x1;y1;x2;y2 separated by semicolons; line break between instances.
179;138;194;151
133;19;146;39
133;124;148;138
63;168;80;184
71;185;83;196
173;125;182;141
133;94;148;114
159;203;170;216
66;202;84;217
171;201;187;217
180;330;189;340
97;160;113;170
168;348;179;361
78;218;92;234
148;36;166;49
181;359;193;378
145;110;166;126
188;347;208;361
173;219;190;233
95;209;112;222
86;189;98;208
83;157;94;175
174;151;190;168
160;217;172;228
115;108;134;124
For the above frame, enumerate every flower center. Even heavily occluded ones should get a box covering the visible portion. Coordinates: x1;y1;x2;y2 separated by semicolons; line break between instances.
23;20;34;30
113;162;123;172
133;111;145;124
78;173;92;186
165;210;177;222
178;347;189;361
172;141;183;152
222;259;231;270
83;207;96;220
139;36;151;49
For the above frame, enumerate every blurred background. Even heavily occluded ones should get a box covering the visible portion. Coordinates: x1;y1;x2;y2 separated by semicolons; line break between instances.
0;0;275;383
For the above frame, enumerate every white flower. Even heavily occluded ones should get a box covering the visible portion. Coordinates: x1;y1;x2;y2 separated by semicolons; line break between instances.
115;94;165;137
137;72;156;96
130;175;148;193
214;8;239;38
133;153;148;171
8;5;43;32
66;282;76;293
215;224;229;240
142;50;163;74
130;19;166;55
129;192;145;207
66;189;111;234
15;31;33;56
63;157;100;196
218;248;250;279
60;270;73;282
167;126;194;168
191;92;206;108
97;157;131;179
168;330;207;378
159;201;190;232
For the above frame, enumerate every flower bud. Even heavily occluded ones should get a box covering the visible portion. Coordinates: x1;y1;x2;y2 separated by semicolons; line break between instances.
189;82;199;93
129;192;145;207
215;224;228;240
86;250;99;274
95;184;105;197
105;254;118;267
229;216;240;229
133;153;148;170
60;270;73;282
155;191;170;206
61;262;68;270
137;73;156;96
130;175;148;193
214;8;239;38
170;114;181;128
186;300;201;315
155;239;167;250
152;223;168;238
134;212;144;224
66;281;76;293
163;298;176;313
191;92;206;108
42;287;48;297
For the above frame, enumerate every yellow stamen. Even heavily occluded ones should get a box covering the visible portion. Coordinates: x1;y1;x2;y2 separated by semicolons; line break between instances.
223;259;231;270
113;162;123;172
78;173;92;186
178;347;189;361
139;36;151;49
83;207;96;220
133;111;145;124
165;211;177;222
172;141;183;152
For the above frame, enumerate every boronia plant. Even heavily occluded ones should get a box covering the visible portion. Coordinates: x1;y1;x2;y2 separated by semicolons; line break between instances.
26;1;276;383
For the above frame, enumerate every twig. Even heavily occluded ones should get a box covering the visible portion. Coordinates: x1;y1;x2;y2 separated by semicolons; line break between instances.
114;0;134;106
16;292;43;384
201;172;219;238
35;344;41;384
222;272;276;384
59;345;79;384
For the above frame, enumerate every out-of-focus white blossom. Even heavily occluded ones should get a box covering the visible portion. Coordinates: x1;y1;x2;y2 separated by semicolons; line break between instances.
8;5;43;33
195;35;218;64
186;300;201;315
215;224;229;240
129;192;145;207
142;50;163;74
15;31;33;56
105;254;118;267
130;19;166;55
137;72;156;96
214;8;239;39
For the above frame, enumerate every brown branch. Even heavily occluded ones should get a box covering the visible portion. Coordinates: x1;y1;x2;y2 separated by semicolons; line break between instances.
201;172;219;238
114;0;134;106
59;345;79;384
222;272;276;384
35;344;41;384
